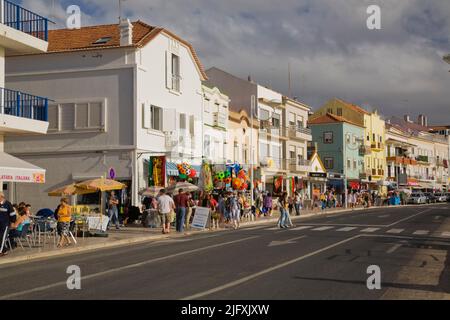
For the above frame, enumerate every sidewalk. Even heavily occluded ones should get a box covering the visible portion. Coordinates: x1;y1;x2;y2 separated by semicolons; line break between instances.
0;203;441;266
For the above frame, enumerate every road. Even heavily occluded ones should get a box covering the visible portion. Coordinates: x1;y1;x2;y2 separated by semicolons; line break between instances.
0;204;449;300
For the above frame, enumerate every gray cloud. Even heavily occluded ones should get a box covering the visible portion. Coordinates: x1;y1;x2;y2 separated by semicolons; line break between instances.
19;0;450;124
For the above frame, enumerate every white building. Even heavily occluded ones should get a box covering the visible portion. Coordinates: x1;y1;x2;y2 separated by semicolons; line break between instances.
282;96;312;196
205;68;290;193
4;19;207;208
0;0;49;200
201;85;229;165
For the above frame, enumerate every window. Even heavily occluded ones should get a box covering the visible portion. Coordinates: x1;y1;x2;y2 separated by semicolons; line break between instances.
337;108;342;116
347;159;351;169
272;145;281;167
260;143;269;159
373;133;376;142
48;105;58;131
324;132;333;144
204;98;210;113
352;135;357;144
75;103;89;128
346;134;351;144
180;113;187;130
289;146;296;164
151;106;162;131
60;103;75;131
204;135;211;158
353;160;357;170
327;108;333;114
74;102;103;130
171;54;180;92
92;37;112;45
367;135;370;141
272;113;281;128
289;112;296;127
297;116;304;129
324;157;334;169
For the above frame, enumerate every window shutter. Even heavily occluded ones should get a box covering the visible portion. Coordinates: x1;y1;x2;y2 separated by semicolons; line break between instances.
142;104;150;129
76;103;89;128
48;105;59;130
89;102;102;128
190;115;196;136
163;108;176;132
60;103;75;131
165;51;172;89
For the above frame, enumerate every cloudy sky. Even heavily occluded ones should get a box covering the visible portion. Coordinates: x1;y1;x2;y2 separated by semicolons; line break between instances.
20;0;450;124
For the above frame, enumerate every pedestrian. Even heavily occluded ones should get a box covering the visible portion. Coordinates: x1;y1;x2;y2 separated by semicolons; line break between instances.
229;192;241;230
294;191;301;216
277;192;291;228
320;193;327;210
157;189;175;234
185;192;195;231
264;192;273;217
174;188;190;233
108;191;120;230
0;192;16;256
56;198;72;248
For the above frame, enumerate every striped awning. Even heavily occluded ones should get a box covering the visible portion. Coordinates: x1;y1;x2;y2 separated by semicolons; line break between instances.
166;162;201;177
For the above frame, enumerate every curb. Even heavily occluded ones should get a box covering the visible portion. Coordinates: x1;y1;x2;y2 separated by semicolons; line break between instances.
0;202;445;266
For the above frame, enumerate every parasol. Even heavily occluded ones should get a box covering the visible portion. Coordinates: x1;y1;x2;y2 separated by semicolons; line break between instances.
140;186;164;197
166;181;199;194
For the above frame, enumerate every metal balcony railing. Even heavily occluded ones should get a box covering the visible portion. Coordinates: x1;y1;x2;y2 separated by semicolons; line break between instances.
1;0;49;41
0;87;48;121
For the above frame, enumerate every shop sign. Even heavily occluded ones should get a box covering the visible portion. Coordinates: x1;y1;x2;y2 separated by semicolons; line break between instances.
108;167;115;180
191;207;210;230
309;172;327;178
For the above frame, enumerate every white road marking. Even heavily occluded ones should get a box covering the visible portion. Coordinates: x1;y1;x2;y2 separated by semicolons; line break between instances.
360;228;380;233
312;226;334;231
268;235;307;247
441;232;450;238
386;229;405;234
291;226;313;231
181;235;363;300
386;243;402;254
0;236;260;300
336;227;358;232
386;209;432;227
413;230;430;236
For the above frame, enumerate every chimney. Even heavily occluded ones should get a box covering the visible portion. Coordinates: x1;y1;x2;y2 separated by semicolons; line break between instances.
418;114;428;127
424;116;428;127
248;75;252;82
404;115;411;123
119;19;133;46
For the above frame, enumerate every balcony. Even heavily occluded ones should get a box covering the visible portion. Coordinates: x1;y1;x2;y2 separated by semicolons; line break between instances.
288;125;312;141
0;87;49;134
416;155;429;164
0;0;49;54
2;0;48;40
370;142;384;151
359;145;372;156
289;158;311;173
386;156;417;166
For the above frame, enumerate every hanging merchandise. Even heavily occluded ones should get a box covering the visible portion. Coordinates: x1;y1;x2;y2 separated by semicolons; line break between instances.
200;161;214;192
149;156;166;187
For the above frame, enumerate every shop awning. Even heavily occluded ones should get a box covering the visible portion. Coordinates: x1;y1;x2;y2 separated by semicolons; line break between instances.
418;181;435;189
166;162;200;177
0;152;45;183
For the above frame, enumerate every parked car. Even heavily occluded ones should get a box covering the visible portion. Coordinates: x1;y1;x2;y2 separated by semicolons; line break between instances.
408;193;427;204
446;193;450;202
434;193;447;202
424;193;437;203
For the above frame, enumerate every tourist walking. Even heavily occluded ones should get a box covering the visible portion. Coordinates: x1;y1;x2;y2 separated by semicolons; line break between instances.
294;192;301;216
56;198;72;248
263;192;273;216
277;192;291;228
174;188;189;233
157;189;175;234
185;192;195;230
228;192;241;230
108;191;120;230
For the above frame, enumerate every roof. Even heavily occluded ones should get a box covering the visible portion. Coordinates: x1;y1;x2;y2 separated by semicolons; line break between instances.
14;20;207;80
389;117;430;133
334;98;370;115
308;113;364;128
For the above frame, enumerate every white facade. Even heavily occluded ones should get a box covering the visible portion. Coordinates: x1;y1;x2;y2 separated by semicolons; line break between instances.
4;21;206;208
201;85;229;164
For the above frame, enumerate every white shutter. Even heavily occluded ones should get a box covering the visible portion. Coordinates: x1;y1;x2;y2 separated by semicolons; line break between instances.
142;103;150;129
190;115;196;136
178;55;182;92
163;108;176;132
165;51;172;89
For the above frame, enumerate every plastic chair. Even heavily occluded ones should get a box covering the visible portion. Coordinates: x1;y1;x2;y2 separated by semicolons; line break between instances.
14;224;33;250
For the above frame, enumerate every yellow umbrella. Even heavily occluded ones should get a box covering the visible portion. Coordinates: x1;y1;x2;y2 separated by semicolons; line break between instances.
75;177;127;229
76;178;126;192
48;183;97;197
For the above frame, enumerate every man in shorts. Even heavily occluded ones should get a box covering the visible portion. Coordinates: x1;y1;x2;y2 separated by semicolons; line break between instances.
157;189;175;234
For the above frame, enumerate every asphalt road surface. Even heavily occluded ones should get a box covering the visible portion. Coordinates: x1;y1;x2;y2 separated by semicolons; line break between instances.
1;204;449;300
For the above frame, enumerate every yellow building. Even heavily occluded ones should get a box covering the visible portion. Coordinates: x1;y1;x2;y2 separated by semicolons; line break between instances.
311;98;387;192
